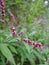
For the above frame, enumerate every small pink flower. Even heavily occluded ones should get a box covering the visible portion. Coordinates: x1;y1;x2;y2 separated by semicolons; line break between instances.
11;25;16;36
31;41;35;46
22;38;33;45
12;31;16;36
1;10;5;13
11;26;15;32
0;0;4;3
22;38;28;43
28;39;32;44
1;2;4;7
34;42;42;48
33;42;36;47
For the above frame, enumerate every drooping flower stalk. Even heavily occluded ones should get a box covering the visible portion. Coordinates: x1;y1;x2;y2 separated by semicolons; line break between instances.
7;9;16;24
22;38;42;48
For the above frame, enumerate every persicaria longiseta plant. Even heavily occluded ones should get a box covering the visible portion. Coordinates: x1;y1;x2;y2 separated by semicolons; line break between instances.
0;0;49;65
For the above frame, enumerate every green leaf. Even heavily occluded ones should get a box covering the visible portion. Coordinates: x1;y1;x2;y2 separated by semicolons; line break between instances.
23;42;31;53
9;45;17;54
6;36;17;43
0;44;16;65
1;55;6;65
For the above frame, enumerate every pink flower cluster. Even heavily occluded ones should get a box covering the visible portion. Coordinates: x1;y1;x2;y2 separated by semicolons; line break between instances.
0;0;5;17
22;38;42;48
7;9;16;24
11;26;16;36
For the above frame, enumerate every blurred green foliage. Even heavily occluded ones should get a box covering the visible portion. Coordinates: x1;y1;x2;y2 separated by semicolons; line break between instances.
4;0;47;23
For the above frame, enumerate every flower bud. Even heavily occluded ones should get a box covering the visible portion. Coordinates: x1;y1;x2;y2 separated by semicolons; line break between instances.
18;31;25;36
12;31;16;36
22;38;28;43
1;2;4;7
11;26;15;32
